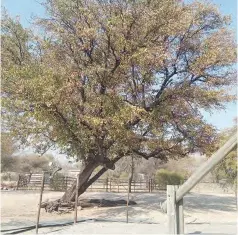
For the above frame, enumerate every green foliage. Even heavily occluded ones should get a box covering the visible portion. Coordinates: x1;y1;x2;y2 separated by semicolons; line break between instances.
1;0;236;171
1;133;18;172
19;154;51;173
212;123;237;191
1;172;19;181
155;169;185;190
1;156;18;173
0;135;58;174
49;173;67;191
119;172;129;179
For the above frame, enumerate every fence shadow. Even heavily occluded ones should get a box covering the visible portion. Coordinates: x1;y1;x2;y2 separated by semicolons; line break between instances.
183;193;237;212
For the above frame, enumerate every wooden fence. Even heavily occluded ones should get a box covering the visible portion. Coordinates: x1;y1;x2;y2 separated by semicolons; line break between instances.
16;173;156;192
86;178;155;193
16;173;75;191
15;173;234;194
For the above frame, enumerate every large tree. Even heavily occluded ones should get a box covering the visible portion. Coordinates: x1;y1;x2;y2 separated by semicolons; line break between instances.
1;133;17;172
2;0;236;205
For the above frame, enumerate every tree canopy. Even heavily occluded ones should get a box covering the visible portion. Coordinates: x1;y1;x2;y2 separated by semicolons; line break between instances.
2;0;236;171
1;133;17;172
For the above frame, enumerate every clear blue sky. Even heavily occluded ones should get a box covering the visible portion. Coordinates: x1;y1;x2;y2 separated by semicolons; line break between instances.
2;0;237;130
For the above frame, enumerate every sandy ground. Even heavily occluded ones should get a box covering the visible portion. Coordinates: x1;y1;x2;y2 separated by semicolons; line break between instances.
1;190;237;234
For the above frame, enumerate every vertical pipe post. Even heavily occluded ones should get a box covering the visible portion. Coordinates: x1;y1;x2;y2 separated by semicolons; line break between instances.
106;177;108;192
167;185;184;234
16;174;20;190
167;185;177;234
36;172;45;234
126;177;130;223
65;176;68;192
176;197;184;234
74;174;80;224
109;179;111;192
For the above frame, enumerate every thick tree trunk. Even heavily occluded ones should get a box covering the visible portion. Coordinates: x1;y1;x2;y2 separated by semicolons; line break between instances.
42;156;123;212
61;161;99;202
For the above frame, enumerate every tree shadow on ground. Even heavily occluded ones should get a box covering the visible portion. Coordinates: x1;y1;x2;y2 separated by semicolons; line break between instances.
78;191;236;222
78;192;166;222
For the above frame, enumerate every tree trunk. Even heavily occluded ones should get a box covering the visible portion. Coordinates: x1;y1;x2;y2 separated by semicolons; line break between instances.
61;161;99;202
42;156;123;212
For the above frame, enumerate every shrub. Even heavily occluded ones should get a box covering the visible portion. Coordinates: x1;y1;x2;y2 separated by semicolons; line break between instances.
49;173;67;191
155;169;184;190
120;172;129;179
1;172;19;181
19;155;50;173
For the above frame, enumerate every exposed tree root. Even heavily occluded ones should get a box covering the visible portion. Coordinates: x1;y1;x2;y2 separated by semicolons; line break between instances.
41;198;137;213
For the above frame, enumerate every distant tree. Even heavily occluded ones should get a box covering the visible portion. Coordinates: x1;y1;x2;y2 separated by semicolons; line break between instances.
137;158;164;179
1;0;236;207
163;157;195;178
19;154;60;173
155;169;185;190
212;123;237;194
1;133;18;172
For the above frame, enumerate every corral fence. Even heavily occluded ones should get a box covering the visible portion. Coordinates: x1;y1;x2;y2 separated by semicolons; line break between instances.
16;173;75;191
16;174;156;192
15;173;234;194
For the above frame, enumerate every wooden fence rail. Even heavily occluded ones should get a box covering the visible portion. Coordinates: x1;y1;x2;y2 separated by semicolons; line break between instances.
163;133;237;234
16;174;157;192
15;174;234;193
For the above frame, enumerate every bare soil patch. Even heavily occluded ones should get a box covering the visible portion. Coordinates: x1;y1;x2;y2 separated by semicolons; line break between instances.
1;190;236;233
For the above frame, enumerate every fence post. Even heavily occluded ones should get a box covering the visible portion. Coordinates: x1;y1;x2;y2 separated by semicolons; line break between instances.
167;185;177;234
161;133;237;213
74;174;80;224
16;174;20;190
106;177;108;192
126;177;130;223
109;179;112;192
65;176;68;192
167;185;184;235
28;172;32;183
36;172;45;234
176;197;184;234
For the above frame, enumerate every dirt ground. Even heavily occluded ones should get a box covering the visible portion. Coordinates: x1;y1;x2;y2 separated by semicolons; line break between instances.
1;190;237;234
